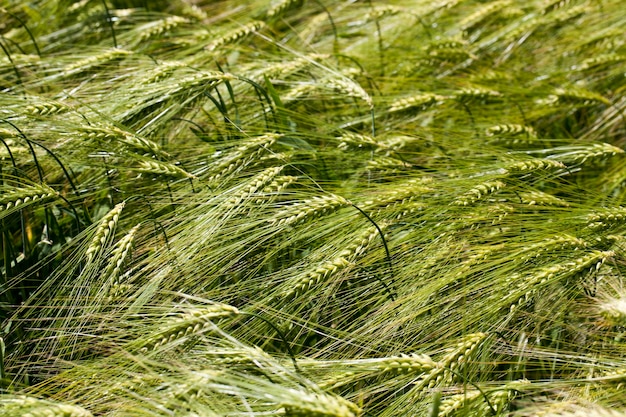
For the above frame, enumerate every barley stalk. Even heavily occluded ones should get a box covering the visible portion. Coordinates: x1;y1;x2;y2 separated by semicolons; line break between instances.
520;235;586;260
544;88;610;106
364;5;404;21
141;60;188;84
85;202;125;265
519;190;569;206
262;175;298;194
80;124;167;157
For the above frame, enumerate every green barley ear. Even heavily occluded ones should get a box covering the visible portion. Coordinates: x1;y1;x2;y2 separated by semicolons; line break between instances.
84;202;125;266
137;303;240;352
0;395;92;417
0;181;58;220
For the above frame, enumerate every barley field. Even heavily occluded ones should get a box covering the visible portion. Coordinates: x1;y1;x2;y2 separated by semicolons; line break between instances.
1;0;626;416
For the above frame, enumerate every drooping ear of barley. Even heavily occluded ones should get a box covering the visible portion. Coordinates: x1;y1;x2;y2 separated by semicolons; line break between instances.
206;133;280;183
0;395;92;417
270;193;351;227
454;180;506;206
280;390;362;417
137;303;240;352
136;158;196;179
63;49;133;76
0;182;58;219
205;21;266;52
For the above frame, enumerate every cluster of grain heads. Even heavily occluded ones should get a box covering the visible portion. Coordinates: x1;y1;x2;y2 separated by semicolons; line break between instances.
137;303;239;352
84;202;125;265
0;395;92;417
0;182;58;219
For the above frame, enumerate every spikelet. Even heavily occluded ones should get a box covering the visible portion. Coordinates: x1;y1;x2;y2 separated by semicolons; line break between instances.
542;0;572;14
388;93;443;113
207;133;279;183
85;202;125;265
80;124;167;157
453;87;501;104
521;235;586;260
266;0;304;19
486;124;537;139
141;60;188;84
547;4;589;25
337;132;379;150
586;207;626;230
262;175;298;194
364;5;404;21
428;47;475;63
270;194;351;227
139;304;240;352
577;54;626;71
326;77;373;109
318;353;436;390
281;390;361;417
63;49;132;75
459;0;512;32
283;83;318;103
438;389;483;417
205;21;266;51
136;159;196;179
519;190;569;206
1;395;92;417
454;180;506;206
543;88;610;107
560;143;624;164
503;159;565;175
0;183;58;216
25;100;72;116
137;16;189;42
103;224;140;293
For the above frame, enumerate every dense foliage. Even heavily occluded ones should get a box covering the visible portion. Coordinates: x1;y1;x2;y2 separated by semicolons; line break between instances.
1;0;626;415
